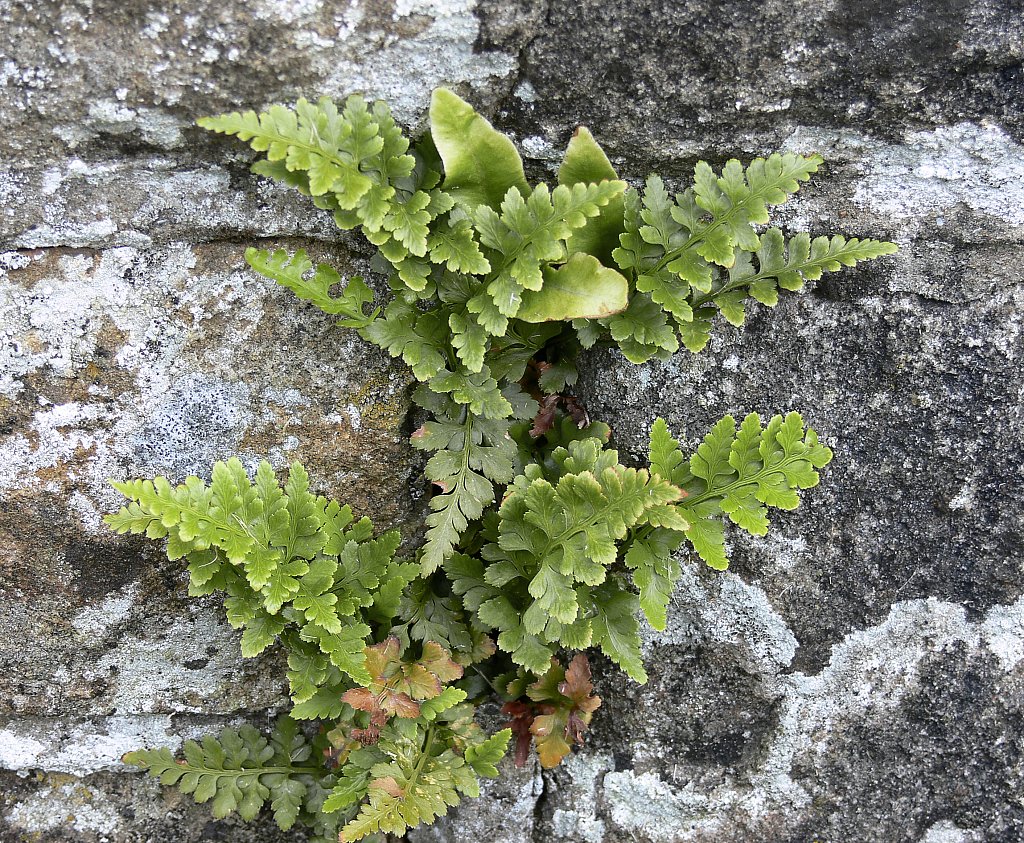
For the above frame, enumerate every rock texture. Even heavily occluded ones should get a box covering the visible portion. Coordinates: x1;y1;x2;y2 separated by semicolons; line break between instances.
1;1;1021;841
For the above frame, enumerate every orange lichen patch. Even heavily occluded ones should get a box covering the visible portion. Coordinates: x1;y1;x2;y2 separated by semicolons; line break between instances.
32;443;98;485
235;408;415;529
1;248;100;290
9;317;133;411
21;332;46;354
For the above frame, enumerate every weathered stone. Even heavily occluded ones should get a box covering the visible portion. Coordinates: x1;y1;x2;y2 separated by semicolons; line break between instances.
1;0;1022;841
0;768;315;841
493;0;1024;163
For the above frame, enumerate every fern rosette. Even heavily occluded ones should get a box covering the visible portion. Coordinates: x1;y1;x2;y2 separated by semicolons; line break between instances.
106;85;895;838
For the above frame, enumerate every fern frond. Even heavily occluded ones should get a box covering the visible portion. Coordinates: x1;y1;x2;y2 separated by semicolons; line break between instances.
202;95;463;300
623;527;684;631
447;310;490;373
337;717;510;841
473;437;681;679
106;460;409;692
411;388;522;574
588;585;648;683
392;577;476;656
427;365;513;420
361;300;449;381
341;636;463;721
609;160;896;356
468;180;626;327
636;413;832;573
199;97;404;209
427;217;492;275
684;153;823;267
607;293;679;364
701;229;900;327
123;717;321;829
244;247;377;327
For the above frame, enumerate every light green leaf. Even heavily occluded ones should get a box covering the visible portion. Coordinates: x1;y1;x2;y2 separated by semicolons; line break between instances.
245;247;377;327
449;311;489;373
429;88;529;211
558;127;625;267
419;686;469;721
677;307;716;353
292;557;341;632
517;254;629;323
464;729;511;778
427;217;491;275
625;529;683;631
558;127;618;185
590;588;647;683
648;418;686;485
240;611;287;657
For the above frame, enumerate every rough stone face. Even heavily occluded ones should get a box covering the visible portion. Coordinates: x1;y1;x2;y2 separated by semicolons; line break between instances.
1;0;1022;841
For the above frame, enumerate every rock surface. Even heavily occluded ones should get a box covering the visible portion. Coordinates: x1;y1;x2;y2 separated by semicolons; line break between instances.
1;0;1021;841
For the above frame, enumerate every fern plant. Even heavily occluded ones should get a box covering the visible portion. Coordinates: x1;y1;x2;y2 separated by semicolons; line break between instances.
106;87;895;839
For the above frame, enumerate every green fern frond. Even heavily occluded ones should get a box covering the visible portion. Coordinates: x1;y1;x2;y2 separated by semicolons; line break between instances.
338;718;510;841
608;159;896;356
392;578;476;656
106;460;411;692
244;247;378;327
468;180;626;327
702;228;900;327
427;217;492;275
410;387;525;573
635;413;833;573
199;96;407;209
361;300;449;381
469;437;682;679
623;526;684;632
123;717;320;829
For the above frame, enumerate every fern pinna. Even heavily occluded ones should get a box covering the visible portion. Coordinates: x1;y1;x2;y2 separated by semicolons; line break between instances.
106;87;895;839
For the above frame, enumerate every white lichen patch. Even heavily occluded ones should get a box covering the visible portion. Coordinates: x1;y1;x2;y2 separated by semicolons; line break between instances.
741;532;809;573
856;123;1024;227
71;584;138;642
8;781;123;836
0;239;358;520
597;595;1024;839
1;245;189;397
520;135;559;161
0;402;104;489
86;607;285;715
603;770;712;842
322;0;518;125
130;372;253;478
0;717;168;776
755;599;977;811
0;714;240;777
980;595;1024;671
0;730;47;770
646;562;798;676
548;752;613;843
784;122;1024;228
251;0;324;25
0;246;260;508
6;157;333;249
920;820;984;843
66;489;108;534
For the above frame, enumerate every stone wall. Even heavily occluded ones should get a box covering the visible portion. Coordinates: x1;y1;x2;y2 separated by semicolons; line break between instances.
1;1;1021;841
